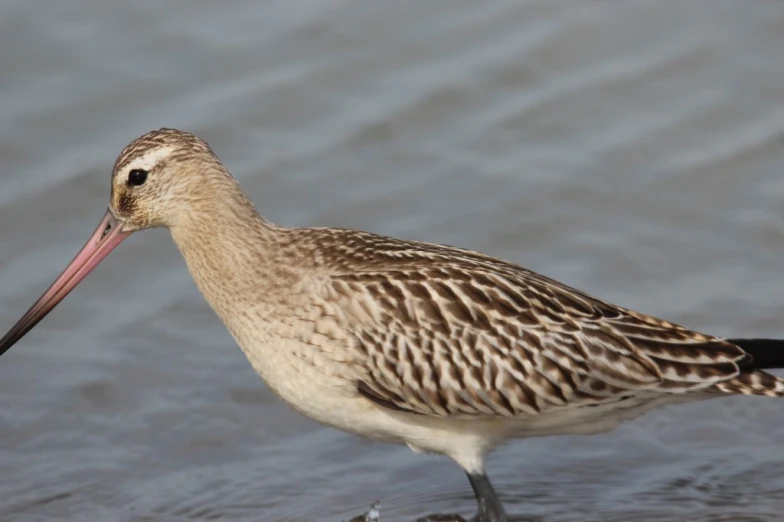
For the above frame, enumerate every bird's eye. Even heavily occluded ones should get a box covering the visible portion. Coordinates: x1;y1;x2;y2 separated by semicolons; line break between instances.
127;169;148;186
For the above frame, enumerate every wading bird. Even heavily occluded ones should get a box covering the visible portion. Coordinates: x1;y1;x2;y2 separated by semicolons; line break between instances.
1;128;783;522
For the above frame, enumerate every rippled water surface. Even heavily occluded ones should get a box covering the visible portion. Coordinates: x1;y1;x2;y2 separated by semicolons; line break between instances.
2;1;784;521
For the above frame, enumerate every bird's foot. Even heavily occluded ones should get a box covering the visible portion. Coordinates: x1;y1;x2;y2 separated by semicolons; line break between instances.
416;514;469;522
416;513;517;522
472;514;509;522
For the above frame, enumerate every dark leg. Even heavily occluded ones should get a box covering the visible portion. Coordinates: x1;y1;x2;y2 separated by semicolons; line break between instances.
416;471;508;522
467;472;507;522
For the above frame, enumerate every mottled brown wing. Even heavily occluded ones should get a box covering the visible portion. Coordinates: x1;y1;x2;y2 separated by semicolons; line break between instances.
329;264;746;418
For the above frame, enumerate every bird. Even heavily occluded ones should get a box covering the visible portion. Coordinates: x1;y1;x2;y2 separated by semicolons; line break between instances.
1;128;783;522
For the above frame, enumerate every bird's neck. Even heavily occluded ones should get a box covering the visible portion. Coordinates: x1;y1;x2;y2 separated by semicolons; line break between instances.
168;181;296;324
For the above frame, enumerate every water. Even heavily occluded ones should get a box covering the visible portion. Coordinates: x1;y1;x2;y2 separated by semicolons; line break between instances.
0;1;784;520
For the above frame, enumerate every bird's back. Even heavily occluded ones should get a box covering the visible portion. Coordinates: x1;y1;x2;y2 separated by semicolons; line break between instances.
276;226;784;423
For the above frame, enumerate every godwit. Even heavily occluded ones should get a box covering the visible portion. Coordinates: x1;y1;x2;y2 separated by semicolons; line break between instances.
1;128;783;522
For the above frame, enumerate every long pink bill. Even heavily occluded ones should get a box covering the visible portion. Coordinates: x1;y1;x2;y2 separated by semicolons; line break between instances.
0;209;131;356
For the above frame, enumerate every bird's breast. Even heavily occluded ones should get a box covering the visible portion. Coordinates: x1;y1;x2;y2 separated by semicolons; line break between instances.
221;301;374;423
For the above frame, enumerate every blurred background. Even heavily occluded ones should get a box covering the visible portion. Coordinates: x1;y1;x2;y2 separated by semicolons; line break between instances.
1;1;784;521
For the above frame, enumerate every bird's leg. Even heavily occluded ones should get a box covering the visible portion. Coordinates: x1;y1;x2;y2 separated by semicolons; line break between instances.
467;472;508;522
415;471;508;522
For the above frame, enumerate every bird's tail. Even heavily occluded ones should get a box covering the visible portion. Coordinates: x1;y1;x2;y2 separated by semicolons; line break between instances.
729;338;784;370
714;338;784;397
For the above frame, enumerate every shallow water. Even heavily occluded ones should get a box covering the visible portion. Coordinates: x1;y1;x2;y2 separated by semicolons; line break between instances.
1;1;784;521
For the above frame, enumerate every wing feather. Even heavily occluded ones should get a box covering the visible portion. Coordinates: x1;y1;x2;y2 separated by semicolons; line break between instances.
320;236;747;418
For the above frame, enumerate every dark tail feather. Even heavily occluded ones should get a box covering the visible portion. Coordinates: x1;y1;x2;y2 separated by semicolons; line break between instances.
726;338;784;370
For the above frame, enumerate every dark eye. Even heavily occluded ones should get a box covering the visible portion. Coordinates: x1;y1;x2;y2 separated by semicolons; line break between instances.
127;169;148;186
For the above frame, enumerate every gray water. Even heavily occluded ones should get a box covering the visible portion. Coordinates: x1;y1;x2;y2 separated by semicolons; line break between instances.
1;1;784;521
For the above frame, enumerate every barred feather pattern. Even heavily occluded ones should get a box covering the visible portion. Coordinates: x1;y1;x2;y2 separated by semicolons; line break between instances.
296;227;784;418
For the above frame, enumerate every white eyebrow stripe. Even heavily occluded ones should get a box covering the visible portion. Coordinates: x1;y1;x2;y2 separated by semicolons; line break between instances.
124;145;176;173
